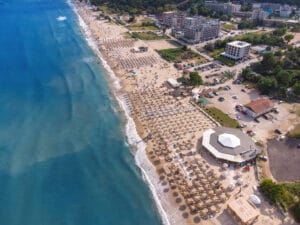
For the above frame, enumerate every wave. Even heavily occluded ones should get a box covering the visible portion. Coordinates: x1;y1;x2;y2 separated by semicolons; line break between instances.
67;1;171;225
118;96;171;225
66;0;121;91
57;16;67;21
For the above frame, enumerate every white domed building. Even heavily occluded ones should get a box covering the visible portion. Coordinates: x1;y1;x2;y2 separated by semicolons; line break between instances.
202;127;261;164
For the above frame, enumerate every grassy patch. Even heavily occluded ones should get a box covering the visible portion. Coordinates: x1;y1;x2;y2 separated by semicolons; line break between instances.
158;48;207;63
288;124;300;139
202;106;240;128
208;48;224;57
167;39;182;47
129;25;158;31
129;19;158;31
290;104;300;117
214;55;235;67
221;23;236;30
131;31;168;40
260;179;300;222
211;49;235;67
122;32;133;39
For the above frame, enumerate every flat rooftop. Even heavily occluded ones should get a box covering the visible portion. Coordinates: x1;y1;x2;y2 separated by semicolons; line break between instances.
227;40;251;48
202;127;261;163
228;198;259;224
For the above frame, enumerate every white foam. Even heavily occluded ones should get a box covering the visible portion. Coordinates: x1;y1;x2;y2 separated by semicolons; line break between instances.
67;1;171;224
57;16;67;21
67;0;121;90
118;97;171;225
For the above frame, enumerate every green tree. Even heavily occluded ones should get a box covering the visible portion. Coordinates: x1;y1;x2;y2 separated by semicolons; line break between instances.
276;70;291;87
293;82;300;95
260;53;278;75
204;43;214;52
241;67;251;76
128;15;135;23
191;4;198;15
284;34;294;43
273;26;287;36
292;202;300;222
189;71;203;86
182;45;188;51
260;179;284;204
257;77;278;94
241;67;259;82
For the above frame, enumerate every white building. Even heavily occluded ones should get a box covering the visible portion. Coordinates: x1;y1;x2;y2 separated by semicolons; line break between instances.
202;127;261;164
252;8;267;21
252;3;261;9
162;11;187;28
222;41;251;61
205;1;241;14
162;11;177;27
182;17;220;43
167;78;181;88
280;5;292;18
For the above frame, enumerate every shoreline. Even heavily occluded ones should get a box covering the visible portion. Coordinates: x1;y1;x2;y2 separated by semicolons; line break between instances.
65;2;297;225
67;1;172;225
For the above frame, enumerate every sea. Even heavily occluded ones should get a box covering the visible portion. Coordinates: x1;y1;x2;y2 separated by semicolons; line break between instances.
0;0;164;225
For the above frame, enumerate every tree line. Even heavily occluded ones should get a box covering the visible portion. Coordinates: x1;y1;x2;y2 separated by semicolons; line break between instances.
241;46;300;99
89;0;183;14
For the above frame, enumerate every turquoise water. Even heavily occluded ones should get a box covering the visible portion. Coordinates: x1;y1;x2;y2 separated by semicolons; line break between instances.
0;0;163;224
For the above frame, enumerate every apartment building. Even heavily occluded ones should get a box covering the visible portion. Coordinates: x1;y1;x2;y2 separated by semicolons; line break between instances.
279;4;292;18
182;16;219;43
222;41;251;60
205;1;241;15
252;8;267;21
162;11;187;27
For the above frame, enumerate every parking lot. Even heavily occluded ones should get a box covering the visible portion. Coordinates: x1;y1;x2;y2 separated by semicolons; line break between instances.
194;62;221;72
204;82;298;142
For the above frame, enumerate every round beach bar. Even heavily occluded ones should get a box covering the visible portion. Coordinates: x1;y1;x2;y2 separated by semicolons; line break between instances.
201;127;261;164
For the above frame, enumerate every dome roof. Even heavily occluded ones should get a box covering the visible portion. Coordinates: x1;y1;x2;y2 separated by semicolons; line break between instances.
218;133;240;148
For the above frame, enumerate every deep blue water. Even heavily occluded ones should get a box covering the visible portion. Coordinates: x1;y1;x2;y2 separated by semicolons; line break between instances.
0;0;163;224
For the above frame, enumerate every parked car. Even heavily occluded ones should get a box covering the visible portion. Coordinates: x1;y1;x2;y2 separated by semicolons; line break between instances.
233;79;241;84
241;89;246;92
218;97;225;102
207;93;214;98
235;105;243;112
274;129;282;135
232;95;238;99
259;155;268;161
254;118;260;123
262;114;269;120
247;130;256;136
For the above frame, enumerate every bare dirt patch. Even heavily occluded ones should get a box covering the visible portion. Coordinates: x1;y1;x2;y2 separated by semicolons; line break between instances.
146;40;179;50
267;138;300;182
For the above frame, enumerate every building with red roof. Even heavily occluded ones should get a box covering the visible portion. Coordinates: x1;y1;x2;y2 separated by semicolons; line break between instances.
244;98;274;118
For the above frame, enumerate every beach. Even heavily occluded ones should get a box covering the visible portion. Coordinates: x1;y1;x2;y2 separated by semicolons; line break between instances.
69;1;296;225
69;2;184;224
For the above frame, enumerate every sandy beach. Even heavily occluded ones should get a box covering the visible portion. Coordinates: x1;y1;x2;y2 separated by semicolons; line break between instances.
69;1;297;225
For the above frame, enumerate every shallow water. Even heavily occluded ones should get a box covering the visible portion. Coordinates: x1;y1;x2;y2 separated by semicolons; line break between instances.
0;0;163;224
